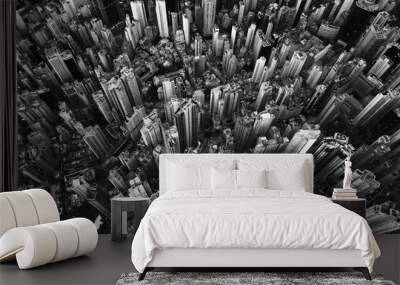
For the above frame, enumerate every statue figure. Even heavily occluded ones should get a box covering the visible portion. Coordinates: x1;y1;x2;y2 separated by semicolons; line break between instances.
343;157;353;189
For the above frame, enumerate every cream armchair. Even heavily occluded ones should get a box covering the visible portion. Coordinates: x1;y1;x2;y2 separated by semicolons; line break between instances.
0;189;98;269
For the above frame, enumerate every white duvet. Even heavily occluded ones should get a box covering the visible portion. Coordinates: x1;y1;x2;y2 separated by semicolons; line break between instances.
131;190;380;273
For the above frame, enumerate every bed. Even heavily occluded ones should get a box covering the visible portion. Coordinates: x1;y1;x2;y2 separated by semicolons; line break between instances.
131;154;380;280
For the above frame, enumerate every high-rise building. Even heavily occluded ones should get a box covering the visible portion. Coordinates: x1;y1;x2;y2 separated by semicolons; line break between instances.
126;107;145;141
253;111;275;137
155;0;169;38
45;47;73;83
233;115;254;152
281;51;307;78
130;0;147;33
367;56;392;79
174;99;201;151
306;65;323;88
83;125;112;159
194;34;203;56
245;23;257;51
203;0;216;36
255;81;273;112
108;77;133;118
353;90;400;128
251;56;266;83
171;12;179;39
284;128;321;153
120;67;143;106
182;13;190;46
162;79;174;101
92;91;114;124
125;15;141;49
162;125;181;153
231;24;238;51
140;111;164;147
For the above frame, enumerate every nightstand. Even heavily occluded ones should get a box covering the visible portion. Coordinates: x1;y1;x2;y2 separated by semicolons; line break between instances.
332;198;366;218
111;197;150;242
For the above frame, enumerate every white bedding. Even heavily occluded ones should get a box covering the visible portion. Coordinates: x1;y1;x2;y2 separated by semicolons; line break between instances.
131;190;380;273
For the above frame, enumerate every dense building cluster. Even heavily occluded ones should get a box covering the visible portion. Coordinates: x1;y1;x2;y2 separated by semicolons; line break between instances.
16;0;400;234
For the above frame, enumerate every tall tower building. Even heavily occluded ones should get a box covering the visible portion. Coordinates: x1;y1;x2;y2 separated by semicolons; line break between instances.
233;115;254;152
281;51;307;78
120;67;143;106
284;128;321;153
306;65;323;88
253;111;275;137
182;13;190;46
255;82;273;112
45;47;73;83
83;125;112;159
251;56;266;83
245;23;257;51
140;111;164;147
367;56;392;79
108;77;133;118
194;34;203;56
156;0;169;38
126;107;145;141
92;91;114;124
174;100;201;151
353;90;400;128
162;125;181;153
203;0;216;36
130;0;148;33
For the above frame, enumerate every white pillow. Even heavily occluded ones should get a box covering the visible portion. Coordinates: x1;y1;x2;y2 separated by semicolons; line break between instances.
238;159;308;191
236;169;268;189
266;163;307;191
211;168;236;190
167;163;211;191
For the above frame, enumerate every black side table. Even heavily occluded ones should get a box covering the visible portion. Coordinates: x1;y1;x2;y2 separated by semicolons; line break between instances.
111;197;150;242
332;198;366;218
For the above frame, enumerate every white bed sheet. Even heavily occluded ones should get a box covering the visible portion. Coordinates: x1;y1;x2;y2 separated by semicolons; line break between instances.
131;190;380;273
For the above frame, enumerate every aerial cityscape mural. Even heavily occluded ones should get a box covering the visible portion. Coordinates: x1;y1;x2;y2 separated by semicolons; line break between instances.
16;0;400;234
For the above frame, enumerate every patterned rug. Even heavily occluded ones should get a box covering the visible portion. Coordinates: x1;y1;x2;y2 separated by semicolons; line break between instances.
116;271;396;285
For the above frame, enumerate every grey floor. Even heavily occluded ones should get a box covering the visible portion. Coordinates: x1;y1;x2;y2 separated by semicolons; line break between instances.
1;234;399;285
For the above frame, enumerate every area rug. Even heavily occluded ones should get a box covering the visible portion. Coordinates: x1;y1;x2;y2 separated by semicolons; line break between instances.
116;271;396;285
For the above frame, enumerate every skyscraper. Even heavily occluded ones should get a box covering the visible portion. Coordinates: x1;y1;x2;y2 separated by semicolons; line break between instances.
253;111;275;137
251;56;266;83
141;111;164;147
83;125;112;159
120;67;143;106
174;99;200;151
130;0;148;33
353;90;400;128
255;81;273;112
45;47;73;83
182;13;190;46
126;107;145;141
155;0;169;38
203;0;216;36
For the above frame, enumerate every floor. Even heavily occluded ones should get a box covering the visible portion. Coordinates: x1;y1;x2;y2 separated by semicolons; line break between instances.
1;234;399;285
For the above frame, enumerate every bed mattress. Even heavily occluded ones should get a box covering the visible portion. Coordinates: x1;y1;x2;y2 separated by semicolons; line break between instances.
131;190;380;273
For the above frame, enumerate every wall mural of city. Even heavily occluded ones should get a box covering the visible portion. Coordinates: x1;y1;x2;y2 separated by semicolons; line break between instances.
16;0;400;234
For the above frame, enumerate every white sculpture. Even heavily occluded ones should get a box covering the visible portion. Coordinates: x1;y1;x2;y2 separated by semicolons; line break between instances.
343;157;353;189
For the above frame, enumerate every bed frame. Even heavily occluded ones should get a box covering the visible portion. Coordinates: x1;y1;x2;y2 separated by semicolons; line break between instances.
139;248;371;280
138;154;372;281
